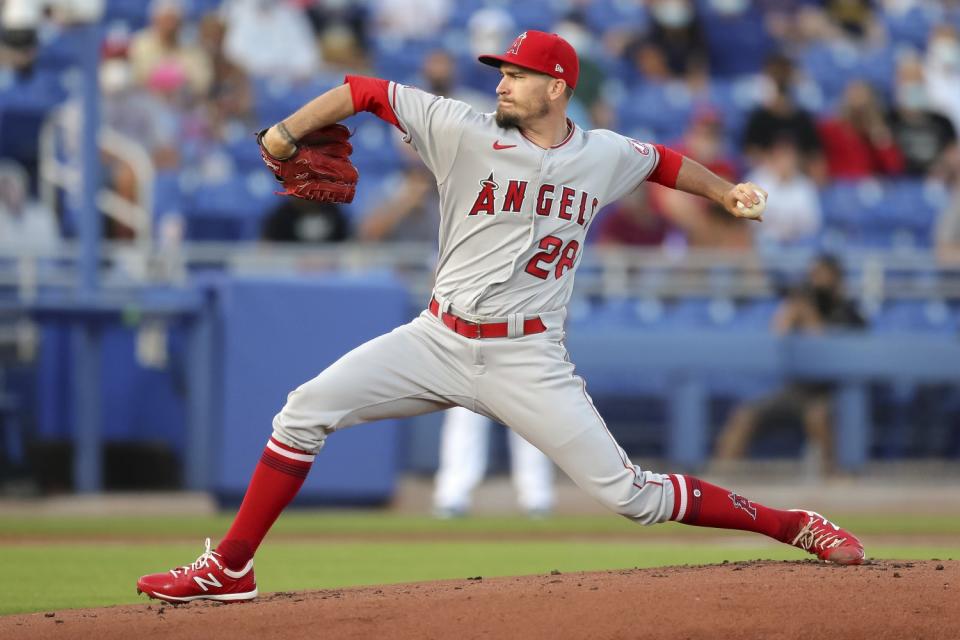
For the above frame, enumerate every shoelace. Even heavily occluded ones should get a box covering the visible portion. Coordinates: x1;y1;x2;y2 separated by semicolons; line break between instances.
791;514;846;552
169;538;224;578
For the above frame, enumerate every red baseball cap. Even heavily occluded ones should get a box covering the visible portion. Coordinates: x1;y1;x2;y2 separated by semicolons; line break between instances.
479;30;579;90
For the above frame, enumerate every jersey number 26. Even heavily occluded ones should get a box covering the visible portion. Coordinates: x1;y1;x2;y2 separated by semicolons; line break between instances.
524;235;580;280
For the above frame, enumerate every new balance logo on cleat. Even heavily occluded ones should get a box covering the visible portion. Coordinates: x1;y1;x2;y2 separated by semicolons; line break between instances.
136;538;258;603
193;574;223;592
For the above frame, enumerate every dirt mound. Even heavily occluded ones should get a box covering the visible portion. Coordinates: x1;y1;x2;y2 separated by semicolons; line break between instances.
3;560;956;640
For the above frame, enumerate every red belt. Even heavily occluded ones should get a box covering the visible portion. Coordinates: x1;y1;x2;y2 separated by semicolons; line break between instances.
428;297;547;339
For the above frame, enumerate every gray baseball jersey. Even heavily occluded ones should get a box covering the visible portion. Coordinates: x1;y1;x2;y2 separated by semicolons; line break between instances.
271;82;678;526
390;83;661;316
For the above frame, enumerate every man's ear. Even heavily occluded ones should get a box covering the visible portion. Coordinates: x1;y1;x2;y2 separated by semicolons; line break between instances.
549;79;567;101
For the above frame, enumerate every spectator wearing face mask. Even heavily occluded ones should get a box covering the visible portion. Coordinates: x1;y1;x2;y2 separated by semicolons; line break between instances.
714;254;866;472
741;54;823;175
128;0;213;99
924;25;960;138
887;55;959;183
642;0;709;80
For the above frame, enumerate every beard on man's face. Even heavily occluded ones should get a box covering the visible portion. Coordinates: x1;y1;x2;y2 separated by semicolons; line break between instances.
495;108;522;129
494;98;550;129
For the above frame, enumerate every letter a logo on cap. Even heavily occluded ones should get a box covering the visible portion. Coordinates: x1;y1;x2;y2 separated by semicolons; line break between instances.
507;31;527;55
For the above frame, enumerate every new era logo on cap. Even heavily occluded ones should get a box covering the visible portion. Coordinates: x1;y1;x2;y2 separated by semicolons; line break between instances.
478;30;580;90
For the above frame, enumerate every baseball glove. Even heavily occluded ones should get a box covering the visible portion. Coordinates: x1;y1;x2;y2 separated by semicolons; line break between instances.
257;124;358;203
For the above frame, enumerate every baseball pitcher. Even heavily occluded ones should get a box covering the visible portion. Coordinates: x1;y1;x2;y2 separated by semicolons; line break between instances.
137;30;862;603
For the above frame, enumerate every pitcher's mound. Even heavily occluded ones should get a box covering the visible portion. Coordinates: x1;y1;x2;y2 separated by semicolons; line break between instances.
3;560;957;640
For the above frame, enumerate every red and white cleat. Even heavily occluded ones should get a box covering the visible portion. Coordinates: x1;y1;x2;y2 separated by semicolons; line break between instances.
136;538;258;603
787;510;865;565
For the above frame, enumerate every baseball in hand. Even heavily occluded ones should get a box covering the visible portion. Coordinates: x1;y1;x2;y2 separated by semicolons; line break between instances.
736;190;766;220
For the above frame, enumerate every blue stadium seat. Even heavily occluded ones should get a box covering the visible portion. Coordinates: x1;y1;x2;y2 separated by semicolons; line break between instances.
617;83;693;142
33;29;87;72
503;3;558;33
799;44;860;106
707;77;760;140
183;171;275;240
698;4;775;77
737;298;779;330
820;180;891;245
865;179;946;249
882;5;938;49
340;165;401;225
350;116;405;175
859;44;898;99
871;300;959;334
371;38;446;85
251;74;343;129
0;67;69;112
446;0;487;28
152;170;185;219
103;0;150;29
583;0;648;33
221;134;265;172
664;297;738;330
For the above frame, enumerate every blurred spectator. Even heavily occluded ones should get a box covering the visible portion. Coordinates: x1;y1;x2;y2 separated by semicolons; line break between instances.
741;54;822;171
197;13;254;136
468;7;515;55
460;8;516;92
817;80;904;180
261;198;349;243
222;0;321;80
643;0;709;79
100;47;188;239
358;165;438;243
0;0;40;73
370;0;450;42
0;161;60;251
100;51;180;169
676;108;739;179
594;183;671;247
934;187;960;265
554;15;608;119
315;23;369;74
763;3;828;53
653;110;752;249
433;406;555;519
420;49;491;111
714;255;867;471
924;25;960;136
823;0;882;42
746;137;823;250
128;0;212;99
306;0;370;70
888;55;959;182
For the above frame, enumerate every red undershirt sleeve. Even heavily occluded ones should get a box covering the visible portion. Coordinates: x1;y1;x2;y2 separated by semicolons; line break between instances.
344;75;403;132
647;144;684;189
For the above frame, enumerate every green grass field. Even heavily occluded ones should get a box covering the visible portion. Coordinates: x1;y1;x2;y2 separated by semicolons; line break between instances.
1;511;958;616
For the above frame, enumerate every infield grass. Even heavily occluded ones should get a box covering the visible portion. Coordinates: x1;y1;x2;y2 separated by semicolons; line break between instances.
1;511;958;616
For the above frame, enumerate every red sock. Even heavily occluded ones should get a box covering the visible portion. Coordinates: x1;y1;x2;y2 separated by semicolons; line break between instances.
667;474;803;542
216;437;314;570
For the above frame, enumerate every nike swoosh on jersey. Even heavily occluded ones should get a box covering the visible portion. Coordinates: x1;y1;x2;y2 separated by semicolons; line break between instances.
493;140;517;150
